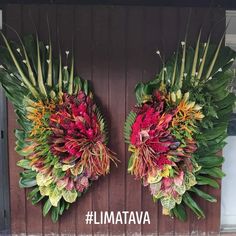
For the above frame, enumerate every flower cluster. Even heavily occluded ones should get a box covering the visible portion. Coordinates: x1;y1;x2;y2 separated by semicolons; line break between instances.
0;33;119;222
22;91;116;209
127;91;203;215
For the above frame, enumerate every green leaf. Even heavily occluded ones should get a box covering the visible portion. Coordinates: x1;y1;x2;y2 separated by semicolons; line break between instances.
127;154;136;172
83;80;89;95
196;36;211;82
19;177;37;188
201;126;227;141
43;198;52;217
190;187;217;202
49;187;62;207
47;42;53;87
172;204;187;221
160;197;176;211
27;187;39;199
199;167;225;178
62;190;77;203
205;34;224;79
59;200;65;215
62;68;69;91
58;53;62;94
31;191;44;205
124;111;137;144
51;204;60;223
0;32;39;98
183;192;205;219
17;159;31;170
216;93;236;110
36;34;47;97
197;155;224;167
196;176;219;189
191;30;201;80
73;76;82;95
68;56;74;95
20;170;37;179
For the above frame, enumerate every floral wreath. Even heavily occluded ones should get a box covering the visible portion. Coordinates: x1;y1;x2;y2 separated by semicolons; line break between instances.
124;32;236;220
0;33;117;222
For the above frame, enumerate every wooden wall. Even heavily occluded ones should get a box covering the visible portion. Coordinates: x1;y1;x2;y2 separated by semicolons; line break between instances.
3;4;225;235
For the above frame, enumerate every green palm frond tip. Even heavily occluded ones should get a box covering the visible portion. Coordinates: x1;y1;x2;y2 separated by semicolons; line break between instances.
0;31;40;98
0;32;80;102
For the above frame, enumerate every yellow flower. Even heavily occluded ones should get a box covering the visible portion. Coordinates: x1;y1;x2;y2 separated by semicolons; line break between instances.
161;165;171;177
26;99;55;136
162;207;170;215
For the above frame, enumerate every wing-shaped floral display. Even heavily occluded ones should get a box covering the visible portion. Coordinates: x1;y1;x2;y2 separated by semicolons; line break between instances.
124;32;236;220
0;33;117;222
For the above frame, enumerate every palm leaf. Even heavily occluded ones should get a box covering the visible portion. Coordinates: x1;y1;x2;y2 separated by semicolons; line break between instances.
124;111;137;144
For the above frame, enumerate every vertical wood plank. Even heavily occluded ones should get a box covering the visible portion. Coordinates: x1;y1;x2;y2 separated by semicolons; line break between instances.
91;6;110;235
74;5;93;235
5;4;27;235
141;6;160;236
56;5;77;235
21;5;44;235
38;4;60;235
206;11;225;230
108;5;126;236
188;8;209;236
158;7;177;235
173;8;192;235
125;6;143;235
4;5;226;236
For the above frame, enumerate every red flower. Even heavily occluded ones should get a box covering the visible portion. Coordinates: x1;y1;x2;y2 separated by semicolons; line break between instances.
49;92;105;164
155;155;172;168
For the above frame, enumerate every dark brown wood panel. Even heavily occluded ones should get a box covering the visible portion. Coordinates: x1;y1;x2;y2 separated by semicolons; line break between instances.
91;6;110;235
141;6;160;235
125;6;143;235
108;6;126;236
21;5;44;235
4;4;225;235
74;5;93;235
5;5;27;235
56;5;77;235
39;4;59;235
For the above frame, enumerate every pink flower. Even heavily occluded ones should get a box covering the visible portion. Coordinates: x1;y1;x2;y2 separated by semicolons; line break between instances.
76;176;89;192
66;178;75;191
174;171;184;186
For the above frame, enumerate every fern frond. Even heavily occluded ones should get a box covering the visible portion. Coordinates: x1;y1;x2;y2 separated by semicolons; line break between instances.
124;111;137;144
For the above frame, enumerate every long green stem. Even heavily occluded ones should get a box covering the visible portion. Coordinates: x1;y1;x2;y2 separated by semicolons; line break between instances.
196;35;211;82
58;53;62;94
36;35;47;97
68;55;74;95
179;40;186;88
47;42;53;87
191;30;201;81
205;35;224;79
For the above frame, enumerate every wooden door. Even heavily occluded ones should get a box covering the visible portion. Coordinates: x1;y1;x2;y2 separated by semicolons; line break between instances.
2;4;224;235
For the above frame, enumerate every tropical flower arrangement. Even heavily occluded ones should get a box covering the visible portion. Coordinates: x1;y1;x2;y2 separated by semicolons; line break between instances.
124;32;236;220
0;33;117;222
